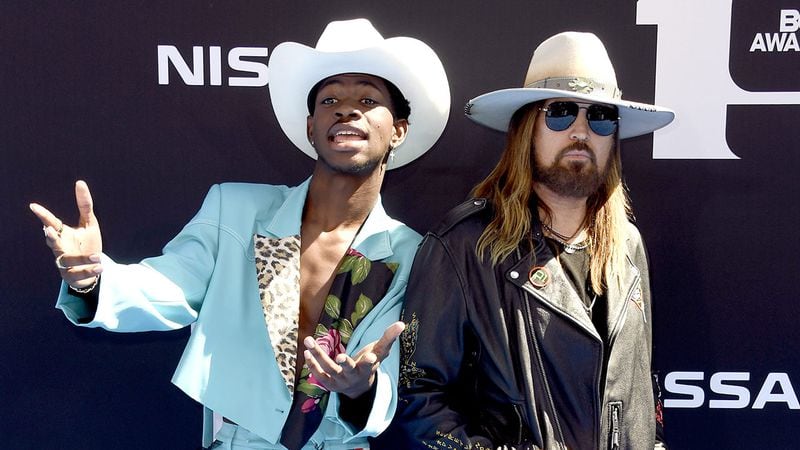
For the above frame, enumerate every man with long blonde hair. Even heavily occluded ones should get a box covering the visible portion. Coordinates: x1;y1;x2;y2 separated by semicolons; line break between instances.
380;32;674;449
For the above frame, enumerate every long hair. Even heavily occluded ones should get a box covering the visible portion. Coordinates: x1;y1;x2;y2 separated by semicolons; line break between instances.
471;102;631;294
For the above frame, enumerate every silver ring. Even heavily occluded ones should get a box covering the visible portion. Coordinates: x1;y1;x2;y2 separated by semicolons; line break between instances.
55;254;71;270
43;226;48;238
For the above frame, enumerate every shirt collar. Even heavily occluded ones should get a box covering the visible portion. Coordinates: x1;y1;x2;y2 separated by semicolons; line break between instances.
263;176;395;261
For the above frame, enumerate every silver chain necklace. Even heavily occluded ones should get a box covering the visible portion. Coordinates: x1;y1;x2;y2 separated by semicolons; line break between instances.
584;293;598;315
542;222;575;241
542;223;589;254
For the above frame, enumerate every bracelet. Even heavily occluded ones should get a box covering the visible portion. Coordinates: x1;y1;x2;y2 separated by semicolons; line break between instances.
69;275;100;294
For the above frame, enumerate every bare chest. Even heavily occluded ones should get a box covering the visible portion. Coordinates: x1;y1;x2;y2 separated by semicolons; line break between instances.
297;229;357;348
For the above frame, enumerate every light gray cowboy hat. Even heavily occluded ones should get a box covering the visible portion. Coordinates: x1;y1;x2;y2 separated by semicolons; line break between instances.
465;31;674;139
268;18;451;169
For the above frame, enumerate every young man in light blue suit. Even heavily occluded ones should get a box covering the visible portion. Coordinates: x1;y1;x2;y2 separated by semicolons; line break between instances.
30;18;450;450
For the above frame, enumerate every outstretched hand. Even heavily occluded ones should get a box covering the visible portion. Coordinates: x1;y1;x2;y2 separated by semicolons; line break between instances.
30;180;103;289
303;321;405;399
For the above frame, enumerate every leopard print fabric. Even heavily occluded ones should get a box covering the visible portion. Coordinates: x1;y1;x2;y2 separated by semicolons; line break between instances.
254;234;301;395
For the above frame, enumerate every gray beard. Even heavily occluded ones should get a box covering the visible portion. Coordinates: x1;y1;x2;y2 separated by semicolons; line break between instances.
533;143;605;198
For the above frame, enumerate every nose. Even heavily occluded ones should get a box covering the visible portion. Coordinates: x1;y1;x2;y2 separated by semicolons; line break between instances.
334;100;363;119
569;109;591;142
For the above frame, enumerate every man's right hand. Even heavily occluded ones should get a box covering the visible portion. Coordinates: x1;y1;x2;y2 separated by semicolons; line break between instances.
30;180;103;290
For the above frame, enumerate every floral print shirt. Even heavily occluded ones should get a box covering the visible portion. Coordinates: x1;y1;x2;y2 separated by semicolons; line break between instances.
273;248;398;450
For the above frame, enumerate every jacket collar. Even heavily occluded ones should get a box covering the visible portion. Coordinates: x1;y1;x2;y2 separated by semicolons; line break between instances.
263;177;309;239
262;176;395;261
508;220;640;340
350;198;395;261
508;232;598;335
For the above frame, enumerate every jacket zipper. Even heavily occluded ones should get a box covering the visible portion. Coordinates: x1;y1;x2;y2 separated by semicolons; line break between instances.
609;402;622;450
520;283;603;448
512;403;525;444
519;289;567;449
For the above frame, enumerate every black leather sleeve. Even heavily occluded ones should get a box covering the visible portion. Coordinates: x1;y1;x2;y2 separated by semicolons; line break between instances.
374;233;495;449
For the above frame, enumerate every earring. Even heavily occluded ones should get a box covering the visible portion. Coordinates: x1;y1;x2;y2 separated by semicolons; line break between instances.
389;149;396;163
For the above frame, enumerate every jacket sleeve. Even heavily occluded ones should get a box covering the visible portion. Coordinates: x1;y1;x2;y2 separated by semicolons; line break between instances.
632;226;668;449
55;185;224;331
377;233;496;449
327;225;423;443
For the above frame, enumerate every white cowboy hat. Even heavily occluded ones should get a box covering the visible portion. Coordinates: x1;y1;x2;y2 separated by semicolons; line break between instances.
268;18;451;169
464;31;674;139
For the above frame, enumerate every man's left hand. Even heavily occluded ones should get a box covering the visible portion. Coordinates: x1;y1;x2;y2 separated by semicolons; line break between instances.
303;321;405;399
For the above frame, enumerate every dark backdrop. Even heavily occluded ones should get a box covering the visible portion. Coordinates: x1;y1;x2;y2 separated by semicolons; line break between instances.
3;1;798;448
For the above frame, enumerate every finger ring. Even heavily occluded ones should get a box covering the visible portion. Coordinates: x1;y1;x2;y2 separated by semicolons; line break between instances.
57;223;64;237
43;226;48;238
55;254;71;270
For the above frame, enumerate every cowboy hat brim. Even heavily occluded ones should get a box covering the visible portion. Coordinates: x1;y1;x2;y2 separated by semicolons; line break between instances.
269;37;450;169
465;88;675;140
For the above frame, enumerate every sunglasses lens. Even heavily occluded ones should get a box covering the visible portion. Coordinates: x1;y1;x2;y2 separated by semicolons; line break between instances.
586;105;619;136
544;102;578;131
543;102;619;136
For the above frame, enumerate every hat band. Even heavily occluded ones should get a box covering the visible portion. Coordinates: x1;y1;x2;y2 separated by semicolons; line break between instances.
525;76;622;100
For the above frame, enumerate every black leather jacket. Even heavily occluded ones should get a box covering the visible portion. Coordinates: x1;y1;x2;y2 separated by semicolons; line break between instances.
377;199;660;450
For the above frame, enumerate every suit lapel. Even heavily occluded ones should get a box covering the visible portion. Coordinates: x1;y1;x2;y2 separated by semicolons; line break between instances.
254;234;301;395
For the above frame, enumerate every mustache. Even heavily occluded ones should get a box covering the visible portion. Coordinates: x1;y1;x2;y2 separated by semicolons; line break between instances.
558;142;596;162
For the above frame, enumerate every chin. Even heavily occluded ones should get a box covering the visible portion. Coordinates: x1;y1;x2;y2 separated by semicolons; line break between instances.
323;157;384;176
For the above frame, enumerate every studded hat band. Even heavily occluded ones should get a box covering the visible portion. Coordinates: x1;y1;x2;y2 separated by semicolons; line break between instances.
524;76;622;100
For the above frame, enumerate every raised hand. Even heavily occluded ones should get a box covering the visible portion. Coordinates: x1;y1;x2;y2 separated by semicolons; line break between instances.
30;180;103;290
303;321;405;399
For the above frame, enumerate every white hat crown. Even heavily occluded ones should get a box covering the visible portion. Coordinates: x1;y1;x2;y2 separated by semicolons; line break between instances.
315;19;384;52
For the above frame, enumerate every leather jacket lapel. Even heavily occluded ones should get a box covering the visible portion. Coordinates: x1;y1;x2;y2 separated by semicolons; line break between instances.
507;243;599;339
605;253;643;346
506;225;645;344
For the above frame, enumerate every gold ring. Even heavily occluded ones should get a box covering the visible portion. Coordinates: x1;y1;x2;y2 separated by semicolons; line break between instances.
55;254;71;270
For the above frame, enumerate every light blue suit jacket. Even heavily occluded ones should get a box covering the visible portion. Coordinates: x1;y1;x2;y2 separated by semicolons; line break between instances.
56;178;422;448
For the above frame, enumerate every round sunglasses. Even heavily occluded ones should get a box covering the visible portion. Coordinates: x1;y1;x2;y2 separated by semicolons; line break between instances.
539;101;619;136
